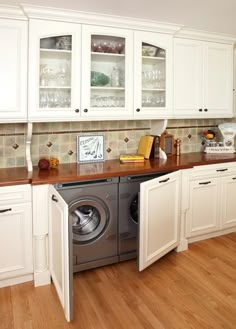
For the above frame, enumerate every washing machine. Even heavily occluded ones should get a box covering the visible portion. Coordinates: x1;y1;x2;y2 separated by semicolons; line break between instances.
54;177;119;272
118;172;170;261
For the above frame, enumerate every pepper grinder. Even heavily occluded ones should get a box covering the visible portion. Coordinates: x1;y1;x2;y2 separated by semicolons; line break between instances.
175;138;181;156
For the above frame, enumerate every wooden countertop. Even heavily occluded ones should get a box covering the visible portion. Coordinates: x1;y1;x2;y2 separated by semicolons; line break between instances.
0;166;31;187
1;152;236;187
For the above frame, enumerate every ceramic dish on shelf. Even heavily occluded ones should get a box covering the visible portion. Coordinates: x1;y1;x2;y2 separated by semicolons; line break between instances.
142;46;157;57
56;36;72;50
91;71;110;86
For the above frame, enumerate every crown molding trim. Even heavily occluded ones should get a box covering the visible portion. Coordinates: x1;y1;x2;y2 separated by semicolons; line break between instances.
21;4;182;34
0;5;27;20
175;28;236;44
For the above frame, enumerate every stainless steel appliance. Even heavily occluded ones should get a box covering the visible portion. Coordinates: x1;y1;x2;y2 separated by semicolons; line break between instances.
118;172;169;261
54;177;119;272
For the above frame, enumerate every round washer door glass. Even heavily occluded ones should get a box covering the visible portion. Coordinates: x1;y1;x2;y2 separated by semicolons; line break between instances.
69;197;109;244
130;194;138;224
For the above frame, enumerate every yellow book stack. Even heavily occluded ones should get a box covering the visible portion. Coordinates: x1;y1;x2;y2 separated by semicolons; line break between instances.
138;135;154;159
119;154;145;163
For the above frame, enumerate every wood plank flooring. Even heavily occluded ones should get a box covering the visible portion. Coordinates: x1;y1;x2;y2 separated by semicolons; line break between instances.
1;233;236;329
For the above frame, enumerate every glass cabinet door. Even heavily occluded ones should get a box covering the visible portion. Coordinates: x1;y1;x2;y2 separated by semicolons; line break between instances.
28;20;80;121
39;35;72;109
134;31;173;118
81;25;133;118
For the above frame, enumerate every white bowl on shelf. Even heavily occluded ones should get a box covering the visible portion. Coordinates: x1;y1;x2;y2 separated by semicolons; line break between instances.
142;46;157;57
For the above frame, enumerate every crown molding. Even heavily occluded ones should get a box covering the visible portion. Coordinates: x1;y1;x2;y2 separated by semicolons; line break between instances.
0;5;27;20
175;28;236;44
21;4;182;34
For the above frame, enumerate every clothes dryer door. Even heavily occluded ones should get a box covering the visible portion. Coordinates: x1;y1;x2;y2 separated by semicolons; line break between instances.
69;196;109;244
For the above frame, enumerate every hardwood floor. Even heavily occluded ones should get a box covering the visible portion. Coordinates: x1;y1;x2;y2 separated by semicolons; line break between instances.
1;233;236;329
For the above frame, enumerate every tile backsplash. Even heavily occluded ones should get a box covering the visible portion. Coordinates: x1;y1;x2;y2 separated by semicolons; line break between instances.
0;118;234;168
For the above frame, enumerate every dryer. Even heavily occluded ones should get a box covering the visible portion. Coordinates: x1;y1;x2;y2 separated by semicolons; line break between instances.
54;177;119;272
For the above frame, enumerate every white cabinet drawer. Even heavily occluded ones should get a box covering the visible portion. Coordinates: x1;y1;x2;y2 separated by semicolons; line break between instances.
191;163;236;180
0;184;31;205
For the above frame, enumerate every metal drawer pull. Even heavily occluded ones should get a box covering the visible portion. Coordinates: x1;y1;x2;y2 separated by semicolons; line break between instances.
52;195;58;202
232;177;236;180
0;208;12;213
216;168;228;172
159;178;170;183
199;181;211;185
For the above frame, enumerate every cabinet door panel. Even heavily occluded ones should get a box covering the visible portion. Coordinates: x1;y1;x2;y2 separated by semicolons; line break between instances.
139;171;180;271
186;178;220;237
204;42;233;115
0;19;27;122
81;25;133;118
49;186;73;322
134;31;173;118
28;19;81;121
221;175;236;229
0;203;32;280
173;38;203;116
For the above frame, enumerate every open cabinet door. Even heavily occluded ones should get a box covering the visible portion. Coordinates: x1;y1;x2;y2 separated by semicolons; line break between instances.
139;171;181;271
49;185;73;321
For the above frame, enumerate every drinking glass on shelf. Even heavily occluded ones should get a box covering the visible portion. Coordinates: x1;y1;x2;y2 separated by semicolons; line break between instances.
91;41;98;52
160;95;165;107
39;91;48;108
115;42;124;54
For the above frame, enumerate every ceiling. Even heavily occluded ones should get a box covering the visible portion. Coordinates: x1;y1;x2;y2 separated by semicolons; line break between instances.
2;0;236;37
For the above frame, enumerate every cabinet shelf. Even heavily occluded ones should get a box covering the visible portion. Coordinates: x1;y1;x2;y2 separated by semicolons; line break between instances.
91;52;125;57
142;88;165;92
142;55;165;62
40;48;72;54
40;86;71;89
91;86;125;90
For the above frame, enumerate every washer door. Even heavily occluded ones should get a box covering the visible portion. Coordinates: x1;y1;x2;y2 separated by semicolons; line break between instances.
130;194;139;224
69;197;109;244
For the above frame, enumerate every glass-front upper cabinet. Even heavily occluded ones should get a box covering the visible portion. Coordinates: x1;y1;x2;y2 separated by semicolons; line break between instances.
28;19;81;121
81;25;133;118
133;31;173;118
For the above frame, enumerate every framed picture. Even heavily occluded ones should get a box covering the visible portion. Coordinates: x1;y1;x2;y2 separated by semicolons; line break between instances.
77;134;105;163
159;131;174;156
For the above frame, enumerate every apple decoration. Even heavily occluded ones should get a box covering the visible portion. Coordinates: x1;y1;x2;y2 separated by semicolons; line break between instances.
38;158;50;170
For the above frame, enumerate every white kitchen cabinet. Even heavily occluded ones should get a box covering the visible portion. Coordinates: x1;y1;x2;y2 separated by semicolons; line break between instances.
221;174;236;229
185;164;236;240
0;18;28;122
173;38;233;118
28;19;81;121
49;186;72;322
0;185;33;287
186;178;220;237
139;171;181;270
134;31;173;119
28;18;174;121
81;25;133;118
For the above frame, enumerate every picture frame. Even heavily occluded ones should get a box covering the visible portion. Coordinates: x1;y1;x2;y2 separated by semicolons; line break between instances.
159;131;174;156
77;134;105;163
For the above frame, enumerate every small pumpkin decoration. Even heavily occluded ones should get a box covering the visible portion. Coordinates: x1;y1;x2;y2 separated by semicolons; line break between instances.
49;157;60;168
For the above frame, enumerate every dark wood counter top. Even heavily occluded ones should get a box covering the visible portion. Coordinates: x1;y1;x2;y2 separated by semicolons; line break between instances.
1;152;236;187
31;152;236;185
0;166;31;187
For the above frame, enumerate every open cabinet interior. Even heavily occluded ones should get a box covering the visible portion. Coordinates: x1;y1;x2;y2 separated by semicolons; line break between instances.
49;170;181;321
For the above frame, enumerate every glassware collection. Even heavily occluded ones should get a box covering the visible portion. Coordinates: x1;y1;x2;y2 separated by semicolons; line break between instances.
39;90;71;108
91;40;125;54
90;35;126;108
91;95;125;107
39;36;72;109
141;43;166;108
38;34;167;110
